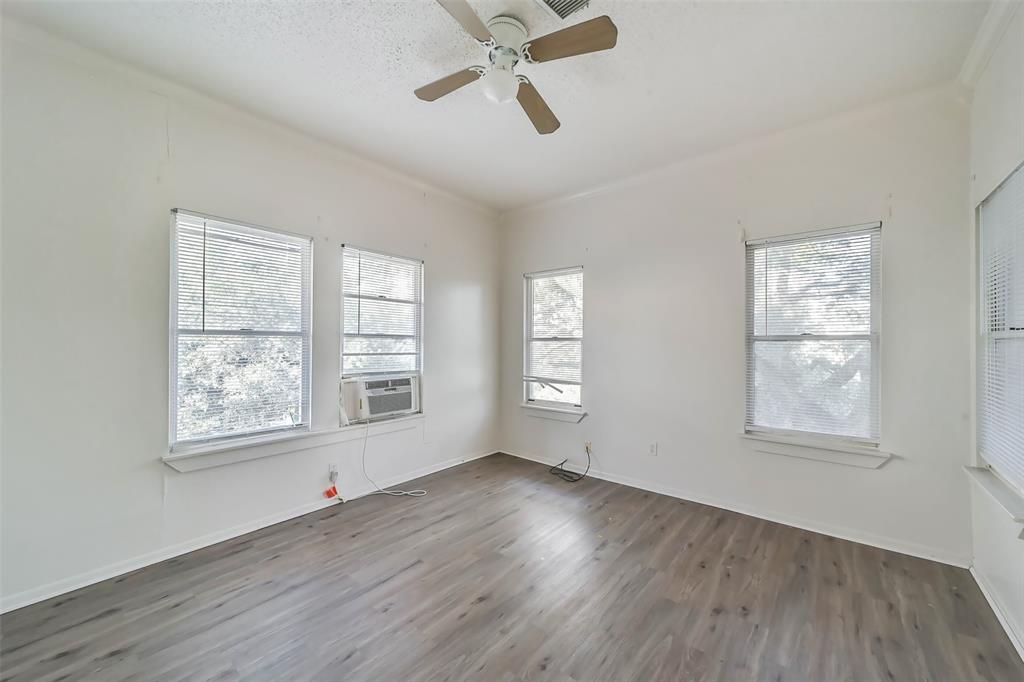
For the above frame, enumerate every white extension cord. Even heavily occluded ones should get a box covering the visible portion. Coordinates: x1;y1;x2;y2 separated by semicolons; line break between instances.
359;420;426;497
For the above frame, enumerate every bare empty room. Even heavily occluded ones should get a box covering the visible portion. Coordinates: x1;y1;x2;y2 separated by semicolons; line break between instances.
1;0;1023;680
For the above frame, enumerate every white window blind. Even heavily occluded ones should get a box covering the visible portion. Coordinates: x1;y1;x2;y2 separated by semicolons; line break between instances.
979;164;1024;493
341;246;423;377
170;211;312;446
524;267;583;407
745;224;881;442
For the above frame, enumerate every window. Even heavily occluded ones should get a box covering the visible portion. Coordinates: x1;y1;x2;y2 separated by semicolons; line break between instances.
170;211;312;447
978;164;1024;493
341;246;423;376
745;224;880;442
524;267;583;408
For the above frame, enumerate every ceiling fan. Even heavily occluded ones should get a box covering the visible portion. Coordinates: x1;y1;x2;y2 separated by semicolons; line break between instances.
415;0;618;134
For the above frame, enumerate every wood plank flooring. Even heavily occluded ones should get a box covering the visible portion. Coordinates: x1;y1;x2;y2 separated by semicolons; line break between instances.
2;453;1021;681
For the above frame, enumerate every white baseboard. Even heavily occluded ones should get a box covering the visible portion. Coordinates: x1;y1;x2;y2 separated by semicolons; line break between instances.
503;449;971;568
0;449;498;614
971;565;1024;662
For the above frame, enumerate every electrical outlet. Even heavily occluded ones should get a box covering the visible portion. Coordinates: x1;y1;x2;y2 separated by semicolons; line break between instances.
328;464;339;483
648;442;658;457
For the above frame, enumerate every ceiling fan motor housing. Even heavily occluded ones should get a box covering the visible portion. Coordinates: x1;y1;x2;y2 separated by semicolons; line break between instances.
486;15;528;67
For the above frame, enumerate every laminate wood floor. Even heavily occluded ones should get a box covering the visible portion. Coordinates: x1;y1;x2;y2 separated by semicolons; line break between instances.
2;454;1021;682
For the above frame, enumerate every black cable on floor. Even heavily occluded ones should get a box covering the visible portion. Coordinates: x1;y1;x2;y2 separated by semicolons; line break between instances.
549;443;591;483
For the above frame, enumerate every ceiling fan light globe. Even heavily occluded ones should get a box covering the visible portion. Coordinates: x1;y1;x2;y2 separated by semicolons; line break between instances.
481;67;518;104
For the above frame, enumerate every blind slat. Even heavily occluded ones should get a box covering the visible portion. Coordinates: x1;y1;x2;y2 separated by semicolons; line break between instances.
172;212;312;445
746;227;880;441
979;165;1024;493
341;246;423;376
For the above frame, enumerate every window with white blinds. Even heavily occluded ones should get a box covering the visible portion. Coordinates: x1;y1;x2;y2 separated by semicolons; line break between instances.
745;224;881;442
979;164;1024;493
341;246;423;377
170;211;312;447
524;267;583;408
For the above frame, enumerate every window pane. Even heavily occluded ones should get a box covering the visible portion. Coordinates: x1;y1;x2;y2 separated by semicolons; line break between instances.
343;353;418;375
979;338;1024;486
981;169;1023;333
341;247;424;377
524;269;584;407
175;218;205;329
751;339;874;439
532;272;583;338
750;247;767;336
527;381;581;405
172;213;311;446
746;227;879;442
343;336;417;355
202;224;306;332
344;297;417;336
343;249;420;301
978;164;1024;491
176;334;303;442
528;340;582;383
176;217;308;333
753;232;875;336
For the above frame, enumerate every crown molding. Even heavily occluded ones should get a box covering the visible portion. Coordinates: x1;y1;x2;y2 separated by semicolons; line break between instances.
959;1;1022;88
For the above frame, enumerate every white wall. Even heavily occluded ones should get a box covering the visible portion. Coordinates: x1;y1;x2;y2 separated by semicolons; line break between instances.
969;5;1024;208
967;4;1024;656
499;84;974;566
0;23;500;610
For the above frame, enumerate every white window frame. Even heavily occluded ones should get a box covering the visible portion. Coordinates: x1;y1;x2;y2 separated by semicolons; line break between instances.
340;245;424;379
523;266;584;412
976;162;1024;496
169;209;314;451
744;222;882;446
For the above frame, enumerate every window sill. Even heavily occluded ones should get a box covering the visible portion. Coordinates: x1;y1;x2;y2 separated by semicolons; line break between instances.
740;431;892;469
170;426;314;457
965;466;1024;525
520;403;587;423
163;414;424;472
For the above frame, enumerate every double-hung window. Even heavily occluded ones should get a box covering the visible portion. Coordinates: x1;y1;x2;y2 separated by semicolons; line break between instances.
170;211;313;447
745;224;881;443
978;164;1024;493
524;267;583;409
341;246;423;377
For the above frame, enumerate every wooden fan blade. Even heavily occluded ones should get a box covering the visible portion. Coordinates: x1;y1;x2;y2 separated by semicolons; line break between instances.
523;15;618;63
415;68;483;101
517;80;560;135
436;0;493;43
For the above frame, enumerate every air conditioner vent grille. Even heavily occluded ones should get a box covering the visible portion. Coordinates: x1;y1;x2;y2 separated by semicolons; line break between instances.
368;391;413;416
537;0;590;20
365;378;412;390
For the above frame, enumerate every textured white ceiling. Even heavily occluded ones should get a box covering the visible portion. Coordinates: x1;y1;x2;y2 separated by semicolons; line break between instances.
4;0;988;210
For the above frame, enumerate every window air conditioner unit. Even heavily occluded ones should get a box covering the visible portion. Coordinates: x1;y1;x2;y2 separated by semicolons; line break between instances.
341;375;420;422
